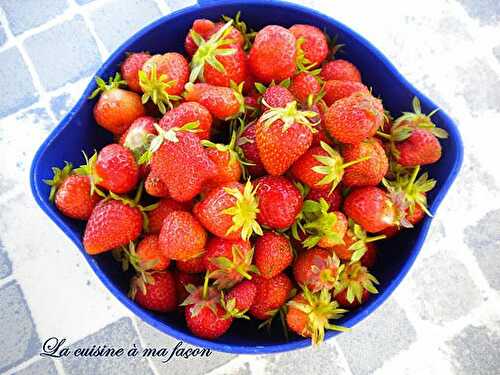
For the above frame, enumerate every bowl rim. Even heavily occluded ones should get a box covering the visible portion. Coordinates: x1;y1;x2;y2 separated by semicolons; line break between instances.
29;0;464;354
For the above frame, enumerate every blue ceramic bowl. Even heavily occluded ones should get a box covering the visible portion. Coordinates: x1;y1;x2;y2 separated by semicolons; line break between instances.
30;0;463;354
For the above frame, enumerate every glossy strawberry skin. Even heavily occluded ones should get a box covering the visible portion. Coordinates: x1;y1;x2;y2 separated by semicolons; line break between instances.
95;144;139;194
293;247;339;292
185;302;232;339
255;176;303;230
289;72;321;104
306;187;343;212
93;88;145;135
173;270;202;303
343;187;396;233
203;237;251;271
254;232;293;279
335;288;369;308
204;45;248;87
237;121;266;177
290;146;331;190
396;129;442;166
289;24;328;67
261;86;294;110
54;175;101;220
205;147;241;188
323;80;369;106
248;25;297;83
176;254;205;274
330;229;359;261
226;280;257;311
120;52;151;93
142;53;189;95
159;101;212;141
159;211;207;261
320;59;361;82
83;199;143;255
286;294;310;337
145;171;169;198
136;234;170;271
134;271;177;312
184;83;241;120
342;138;388;187
360;243;377;268
249;273;293;320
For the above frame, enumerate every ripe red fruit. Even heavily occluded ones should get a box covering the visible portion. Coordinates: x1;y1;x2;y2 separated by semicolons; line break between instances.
289;24;328;67
119;116;157;160
331;223;385;263
176;254;205;274
236;121;267;177
323;80;369;106
136;234;170;271
344;187;396;233
254;232;293;279
396;129;442;166
173;270;202;303
94;144;140;194
248;25;297;83
306;187;343;212
120;52;151;93
289;72;321;104
226;280;257;312
324;92;384;144
159;101;213;140
83;199;143;255
202;133;242;189
131;271;177;312
320;59;361;82
144;171;169;198
293;247;342;292
249;273;292;320
185;19;244;56
255;175;303;229
261;85;295;110
184;83;244;120
333;261;379;308
159;211;207;261
360;243;377;269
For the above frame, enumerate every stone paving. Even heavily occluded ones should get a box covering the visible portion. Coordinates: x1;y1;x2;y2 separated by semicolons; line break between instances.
0;0;499;374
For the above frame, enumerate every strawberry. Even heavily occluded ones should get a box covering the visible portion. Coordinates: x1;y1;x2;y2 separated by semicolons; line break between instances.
360;243;377;269
289;24;328;68
320;59;361;82
173;269;202;303
260;85;294;110
248;25;296;83
177;254;205;274
136;234;170;271
323;80;369;106
341;137;388;187
185;19;244;57
293;247;342;292
286;288;347;345
83;198;143;255
236;121;266;177
159;211;207;261
130;271;177;312
333;261;379;308
184;82;245;120
144;171;169;198
256;101;318;175
331;221;385;262
90;73;145;135
119;116;157;160
343;186;396;233
306;187;342;212
224;280;257;317
159;101;212;140
194;180;262;241
120;52;151;93
254;232;293;279
324;92;384;144
255;175;303;229
44;162;101;220
203;237;257;288
289;72;321;104
249;273;292;320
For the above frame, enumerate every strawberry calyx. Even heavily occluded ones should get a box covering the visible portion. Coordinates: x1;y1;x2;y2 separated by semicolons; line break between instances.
74;151;106;198
295;37;321;74
220;290;250;320
208;245;259;288
189;20;237;83
180;283;222;317
128;270;156;299
202;127;246;169
309;252;344;292
288;286;348;345
347;221;386;262
222;11;256;51
229;80;246;120
333;261;379;304
300;198;344;249
112;240;159;275
88;72;126;99
139;63;182;114
43;161;73;202
222;180;263;241
123;126;156;161
260;100;319;133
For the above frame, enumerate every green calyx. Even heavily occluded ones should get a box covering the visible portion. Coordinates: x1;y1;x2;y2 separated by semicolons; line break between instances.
222;180;263;241
74;151;106;198
229;80;246;120
189;20;237;83
139;63;182;114
88;72;126;99
300;198;344;249
220;292;250;320
202;129;246;170
180;282;221;317
113;241;159;275
260;100;319;133
288;286;349;345
222;11;256;51
347;221;386;262
128;269;156;299
295;37;321;73
43;161;73;202
208;245;259;289
334;261;379;304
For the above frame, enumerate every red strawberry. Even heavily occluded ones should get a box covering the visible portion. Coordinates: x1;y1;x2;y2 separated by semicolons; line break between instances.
202;132;242;189
331;222;385;263
261;85;295;110
236;121;266;177
256;101;317;175
290;24;328;68
395;129;442;166
91;74;145;135
333;261;379;308
306;187;342;212
159;211;207;261
185;19;244;57
255;175;303;229
320;59;361;82
249;273;292;320
184;82;244;120
173;270;202;303
120;52;151;93
144;171;169;198
360;243;377;269
177;254;205;274
83;198;143;255
289;72;321;104
194;181;262;241
248;25;296;83
324;92;384;144
119;116;157;160
341;137;388;187
286;288;347;345
225;280;257;313
254;232;293;279
323;80;369;106
44;162;101;220
131;271;177;312
293;247;341;292
135;234;170;271
159;101;212;140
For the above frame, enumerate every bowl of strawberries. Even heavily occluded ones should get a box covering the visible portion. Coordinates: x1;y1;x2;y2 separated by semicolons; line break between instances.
30;0;463;353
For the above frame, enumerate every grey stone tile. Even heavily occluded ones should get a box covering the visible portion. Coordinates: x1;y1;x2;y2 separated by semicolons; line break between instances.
447;323;500;375
0;47;38;117
0;0;68;35
136;319;235;375
24;15;101;91
50;93;74;121
464;209;500;291
89;0;161;51
165;0;197;11
457;0;500;26
61;317;154;375
336;299;416;375
0;24;6;46
494;46;500;63
12;359;58;375
0;238;12;279
0;281;41;373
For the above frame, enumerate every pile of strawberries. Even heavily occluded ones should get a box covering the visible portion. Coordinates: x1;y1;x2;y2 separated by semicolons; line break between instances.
44;13;447;345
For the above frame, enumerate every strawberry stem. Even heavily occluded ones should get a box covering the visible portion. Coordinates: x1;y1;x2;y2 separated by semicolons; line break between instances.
376;130;392;140
341;155;371;169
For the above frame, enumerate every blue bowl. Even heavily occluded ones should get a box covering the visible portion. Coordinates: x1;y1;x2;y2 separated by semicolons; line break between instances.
30;0;463;354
